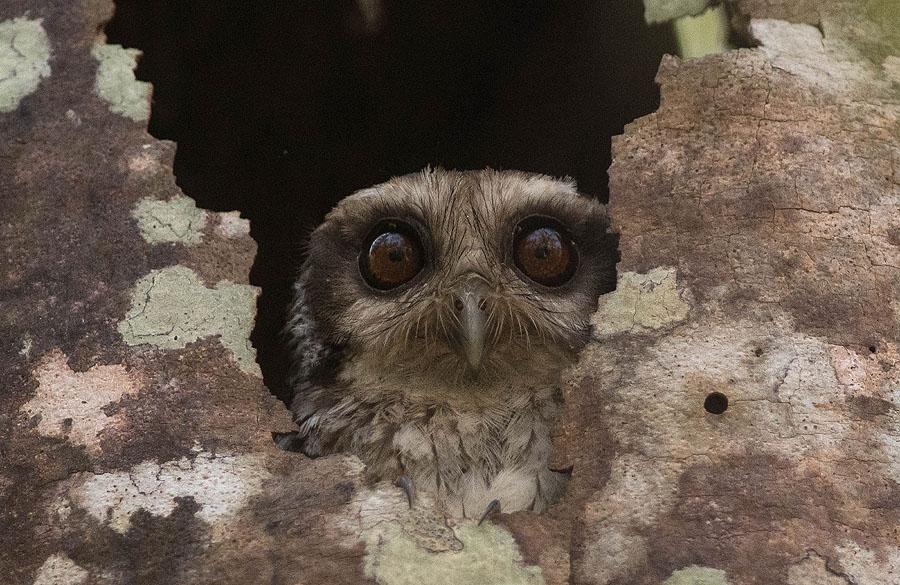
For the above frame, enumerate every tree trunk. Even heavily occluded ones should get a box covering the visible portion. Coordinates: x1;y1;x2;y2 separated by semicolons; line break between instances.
1;1;897;584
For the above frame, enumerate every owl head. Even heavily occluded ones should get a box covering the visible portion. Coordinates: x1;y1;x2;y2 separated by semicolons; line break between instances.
299;168;617;385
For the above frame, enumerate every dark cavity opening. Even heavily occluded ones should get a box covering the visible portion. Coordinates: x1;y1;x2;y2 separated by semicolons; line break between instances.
272;431;304;453
105;2;677;403
704;392;729;415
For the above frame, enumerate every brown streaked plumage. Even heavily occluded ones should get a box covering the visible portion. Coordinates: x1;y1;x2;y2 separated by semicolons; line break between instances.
285;168;617;517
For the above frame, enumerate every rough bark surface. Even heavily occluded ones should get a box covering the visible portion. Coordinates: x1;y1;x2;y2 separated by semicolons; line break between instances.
0;2;369;584
1;0;897;584
554;1;899;584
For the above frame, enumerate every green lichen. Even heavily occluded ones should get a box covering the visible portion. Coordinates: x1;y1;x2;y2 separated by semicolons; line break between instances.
643;0;711;24
0;17;51;113
118;266;261;376
674;5;731;58
592;267;690;335
133;195;207;245
91;43;150;122
664;566;731;585
365;522;544;585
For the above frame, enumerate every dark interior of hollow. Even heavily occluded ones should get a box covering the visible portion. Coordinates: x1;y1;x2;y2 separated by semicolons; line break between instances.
105;1;677;403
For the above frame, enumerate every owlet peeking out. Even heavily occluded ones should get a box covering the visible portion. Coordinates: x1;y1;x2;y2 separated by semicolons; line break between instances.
285;168;617;519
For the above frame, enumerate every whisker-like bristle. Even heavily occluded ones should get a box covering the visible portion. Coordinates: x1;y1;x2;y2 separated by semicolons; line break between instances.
517;312;531;349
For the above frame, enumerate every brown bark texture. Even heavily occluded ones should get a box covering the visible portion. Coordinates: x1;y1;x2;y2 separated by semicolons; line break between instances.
1;0;898;584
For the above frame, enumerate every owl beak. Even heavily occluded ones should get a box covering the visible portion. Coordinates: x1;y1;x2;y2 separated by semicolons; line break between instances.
454;278;489;370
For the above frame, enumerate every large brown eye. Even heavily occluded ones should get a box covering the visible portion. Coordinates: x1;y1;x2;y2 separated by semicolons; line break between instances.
513;217;578;287
360;221;424;290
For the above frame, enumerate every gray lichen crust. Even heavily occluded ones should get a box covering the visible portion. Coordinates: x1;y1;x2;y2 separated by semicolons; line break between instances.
132;195;208;245
0;17;51;112
118;265;261;376
91;43;150;121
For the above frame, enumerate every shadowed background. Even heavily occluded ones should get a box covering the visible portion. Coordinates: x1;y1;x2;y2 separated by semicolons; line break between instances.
105;0;677;400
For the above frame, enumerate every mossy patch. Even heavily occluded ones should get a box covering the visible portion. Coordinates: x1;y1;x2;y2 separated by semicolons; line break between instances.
91;43;150;122
133;195;207;245
118;266;260;376
0;17;51;113
365;522;544;585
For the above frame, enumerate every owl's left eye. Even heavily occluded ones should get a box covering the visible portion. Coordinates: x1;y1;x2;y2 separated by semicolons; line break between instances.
359;221;425;290
513;216;579;287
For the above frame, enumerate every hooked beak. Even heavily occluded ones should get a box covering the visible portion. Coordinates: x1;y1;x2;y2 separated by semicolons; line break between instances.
454;277;490;370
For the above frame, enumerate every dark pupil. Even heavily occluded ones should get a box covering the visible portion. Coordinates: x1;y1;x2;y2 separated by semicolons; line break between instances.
526;229;562;265
363;229;423;289
515;225;575;286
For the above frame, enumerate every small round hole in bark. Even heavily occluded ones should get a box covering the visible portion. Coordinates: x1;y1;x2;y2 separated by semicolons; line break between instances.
704;392;728;414
868;345;877;353
754;348;763;357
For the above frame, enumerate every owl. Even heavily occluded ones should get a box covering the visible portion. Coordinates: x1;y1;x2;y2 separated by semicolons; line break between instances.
285;168;617;520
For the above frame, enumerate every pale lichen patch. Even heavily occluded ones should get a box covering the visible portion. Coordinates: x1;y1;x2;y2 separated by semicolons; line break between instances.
118;265;261;376
132;195;207;245
592;268;690;335
364;522;543;585
215;211;251;239
0;17;51;113
67;451;269;541
338;482;462;553
91;43;150;122
20;350;139;455
32;553;88;585
664;565;731;585
334;481;541;584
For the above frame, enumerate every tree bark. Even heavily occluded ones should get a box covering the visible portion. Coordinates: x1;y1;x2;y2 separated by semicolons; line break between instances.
1;1;897;584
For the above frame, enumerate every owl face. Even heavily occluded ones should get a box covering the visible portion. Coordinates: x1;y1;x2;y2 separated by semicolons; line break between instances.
302;168;617;382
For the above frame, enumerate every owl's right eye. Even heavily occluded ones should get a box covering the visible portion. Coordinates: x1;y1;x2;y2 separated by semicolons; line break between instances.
359;221;425;290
